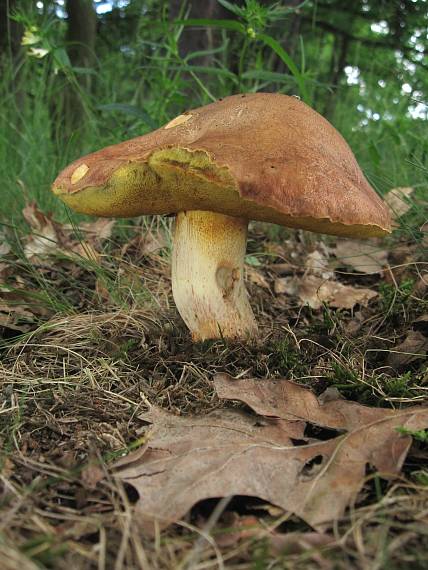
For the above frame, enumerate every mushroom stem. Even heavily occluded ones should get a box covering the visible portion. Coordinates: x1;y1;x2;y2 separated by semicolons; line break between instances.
171;210;258;341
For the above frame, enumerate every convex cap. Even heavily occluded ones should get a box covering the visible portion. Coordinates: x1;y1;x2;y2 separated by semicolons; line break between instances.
53;93;391;238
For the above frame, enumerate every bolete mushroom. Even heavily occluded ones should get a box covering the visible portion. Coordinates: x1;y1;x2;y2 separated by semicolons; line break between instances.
52;93;391;341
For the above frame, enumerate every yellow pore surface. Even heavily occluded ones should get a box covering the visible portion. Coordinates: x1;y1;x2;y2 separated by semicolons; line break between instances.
55;147;388;238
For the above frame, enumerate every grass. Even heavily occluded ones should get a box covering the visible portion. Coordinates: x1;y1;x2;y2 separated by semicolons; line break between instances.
0;2;427;568
1;215;427;568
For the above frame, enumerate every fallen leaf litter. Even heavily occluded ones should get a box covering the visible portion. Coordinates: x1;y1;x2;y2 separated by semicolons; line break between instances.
113;373;428;534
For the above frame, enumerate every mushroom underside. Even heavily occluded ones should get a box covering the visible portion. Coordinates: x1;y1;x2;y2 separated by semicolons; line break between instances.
55;147;389;238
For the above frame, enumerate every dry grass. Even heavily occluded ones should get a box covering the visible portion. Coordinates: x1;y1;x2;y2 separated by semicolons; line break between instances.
0;220;427;569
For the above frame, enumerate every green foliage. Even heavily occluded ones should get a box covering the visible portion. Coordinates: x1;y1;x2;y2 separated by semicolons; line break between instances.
396;426;428;443
0;0;426;232
112;338;139;361
177;0;310;100
271;337;307;376
20;535;69;567
330;361;359;385
379;279;415;314
383;372;414;398
413;471;428;486
249;537;270;569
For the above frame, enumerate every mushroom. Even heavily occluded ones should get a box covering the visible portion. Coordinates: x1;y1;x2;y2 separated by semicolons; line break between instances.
52;93;391;341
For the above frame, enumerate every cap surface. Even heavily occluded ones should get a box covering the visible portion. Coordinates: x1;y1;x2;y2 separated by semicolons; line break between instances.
52;93;391;237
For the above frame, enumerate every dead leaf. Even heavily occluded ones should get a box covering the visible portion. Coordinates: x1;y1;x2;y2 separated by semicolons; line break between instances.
0;288;52;322
121;229;168;259
384;187;414;219
140;230;167;255
22;202;51;231
212;513;334;561
413;315;428;335
113;374;428;535
0;457;15;479
0;300;40;332
413;276;428;299
77;218;115;244
246;266;270;289
274;277;289;294
23;203;115;264
268;263;296;275
274;275;377;309
0;237;11;257
0;263;10;285
214;375;387;430
344;313;364;337
68;241;100;262
24;228;58;260
210;513;261;548
269;531;336;556
386;330;428;371
333;239;388;274
23;202;59;261
81;461;104;490
0;302;35;320
305;249;334;279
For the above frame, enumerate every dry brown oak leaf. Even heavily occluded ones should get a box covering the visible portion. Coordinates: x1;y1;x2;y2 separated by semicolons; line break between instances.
113;374;428;534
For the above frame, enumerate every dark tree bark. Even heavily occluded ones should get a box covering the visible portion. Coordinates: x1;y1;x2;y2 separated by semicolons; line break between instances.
282;10;302;57
0;0;23;62
323;33;350;119
64;0;97;131
170;0;305;91
169;0;230;64
271;0;303;75
66;0;97;85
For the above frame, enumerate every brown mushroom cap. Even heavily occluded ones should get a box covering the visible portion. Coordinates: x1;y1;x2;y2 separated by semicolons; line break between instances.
52;93;391;237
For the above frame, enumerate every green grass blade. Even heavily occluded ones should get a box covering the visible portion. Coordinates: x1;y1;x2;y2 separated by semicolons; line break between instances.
97;103;158;129
174;18;246;33
257;32;310;104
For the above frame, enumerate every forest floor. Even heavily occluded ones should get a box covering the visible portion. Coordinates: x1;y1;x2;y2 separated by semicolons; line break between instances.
0;203;427;570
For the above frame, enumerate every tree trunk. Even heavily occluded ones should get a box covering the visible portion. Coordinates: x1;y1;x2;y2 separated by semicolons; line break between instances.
0;0;23;62
169;0;230;65
323;34;350;119
65;0;97;130
272;0;303;71
66;0;97;84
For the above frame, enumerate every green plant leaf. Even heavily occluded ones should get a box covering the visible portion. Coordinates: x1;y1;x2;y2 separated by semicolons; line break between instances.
167;64;238;80
242;69;296;84
53;47;71;69
97;104;158;129
217;0;245;18
185;45;228;62
245;255;262;267
71;66;97;75
257;33;310;104
174;18;245;34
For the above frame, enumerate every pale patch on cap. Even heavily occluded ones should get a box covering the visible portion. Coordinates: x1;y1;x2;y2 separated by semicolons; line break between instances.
164;114;192;129
71;163;90;185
